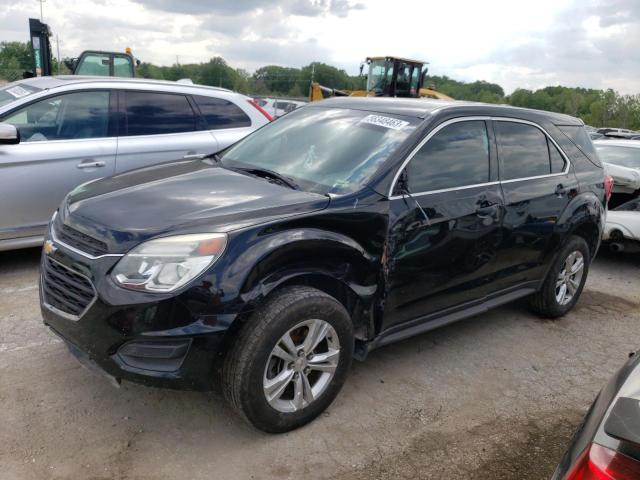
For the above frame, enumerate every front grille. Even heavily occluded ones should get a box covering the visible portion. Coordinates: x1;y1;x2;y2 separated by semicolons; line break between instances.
42;257;96;318
54;216;108;257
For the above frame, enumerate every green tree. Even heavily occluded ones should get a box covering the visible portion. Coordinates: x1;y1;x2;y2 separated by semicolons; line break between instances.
0;41;33;71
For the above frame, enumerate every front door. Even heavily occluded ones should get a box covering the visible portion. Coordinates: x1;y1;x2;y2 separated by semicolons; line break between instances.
0;90;116;240
383;119;504;329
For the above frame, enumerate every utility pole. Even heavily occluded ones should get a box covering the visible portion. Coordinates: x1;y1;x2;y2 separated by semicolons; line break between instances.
56;34;61;74
38;0;46;21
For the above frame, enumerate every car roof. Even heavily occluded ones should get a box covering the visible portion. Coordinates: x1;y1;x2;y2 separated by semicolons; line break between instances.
311;96;583;125
15;75;232;93
594;139;640;148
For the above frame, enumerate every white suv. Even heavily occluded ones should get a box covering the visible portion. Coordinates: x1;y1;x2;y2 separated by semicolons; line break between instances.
0;76;271;251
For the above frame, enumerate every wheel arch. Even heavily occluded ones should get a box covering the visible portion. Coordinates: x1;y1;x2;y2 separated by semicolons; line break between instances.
559;191;606;259
216;228;381;359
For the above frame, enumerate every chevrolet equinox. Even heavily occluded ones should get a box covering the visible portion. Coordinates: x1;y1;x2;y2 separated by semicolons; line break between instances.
38;97;607;432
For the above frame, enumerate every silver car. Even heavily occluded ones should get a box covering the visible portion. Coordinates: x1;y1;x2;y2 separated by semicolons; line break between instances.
0;76;271;251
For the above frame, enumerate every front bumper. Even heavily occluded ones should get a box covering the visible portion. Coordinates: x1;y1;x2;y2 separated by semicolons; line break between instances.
39;230;236;391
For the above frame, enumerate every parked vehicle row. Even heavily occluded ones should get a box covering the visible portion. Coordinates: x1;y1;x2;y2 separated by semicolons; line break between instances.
39;97;607;432
0;76;271;252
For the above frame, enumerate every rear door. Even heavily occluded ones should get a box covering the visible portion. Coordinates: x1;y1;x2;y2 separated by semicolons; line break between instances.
191;94;255;150
494;119;578;286
0;89;115;240
115;90;218;173
383;118;505;328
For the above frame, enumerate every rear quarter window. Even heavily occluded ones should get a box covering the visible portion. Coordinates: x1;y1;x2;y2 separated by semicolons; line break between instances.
558;125;601;167
193;95;251;129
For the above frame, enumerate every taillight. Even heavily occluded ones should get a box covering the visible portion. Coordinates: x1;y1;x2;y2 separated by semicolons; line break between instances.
247;99;273;121
563;443;640;480
604;175;614;204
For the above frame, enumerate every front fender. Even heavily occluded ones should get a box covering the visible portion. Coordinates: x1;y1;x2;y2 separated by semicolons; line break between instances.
222;227;380;308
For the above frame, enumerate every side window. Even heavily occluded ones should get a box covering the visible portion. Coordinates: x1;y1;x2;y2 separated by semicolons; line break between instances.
496;122;553;180
124;91;196;136
113;56;133;77
395;63;412;97
2;91;110;142
193;95;251;129
409;67;420;96
407;120;490;192
617;199;640;212
558;125;601;167
549;140;566;173
75;54;110;76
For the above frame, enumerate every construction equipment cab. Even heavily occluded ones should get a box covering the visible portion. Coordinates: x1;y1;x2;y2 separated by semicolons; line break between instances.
365;56;424;97
66;49;138;77
308;56;452;102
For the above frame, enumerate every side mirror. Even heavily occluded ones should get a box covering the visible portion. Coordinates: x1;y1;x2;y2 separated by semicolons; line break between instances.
0;123;20;145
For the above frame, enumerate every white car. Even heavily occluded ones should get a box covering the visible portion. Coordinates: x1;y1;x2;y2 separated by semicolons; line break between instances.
254;98;306;118
0;76;271;251
603;198;640;253
594;139;640;194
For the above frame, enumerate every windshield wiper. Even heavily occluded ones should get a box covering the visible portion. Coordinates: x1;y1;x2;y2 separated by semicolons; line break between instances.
234;166;300;190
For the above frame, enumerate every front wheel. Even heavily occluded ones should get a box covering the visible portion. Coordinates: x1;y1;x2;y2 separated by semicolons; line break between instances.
529;235;590;318
222;286;353;433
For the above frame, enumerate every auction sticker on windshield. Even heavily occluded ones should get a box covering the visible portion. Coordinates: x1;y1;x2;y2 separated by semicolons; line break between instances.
360;114;409;130
5;86;32;98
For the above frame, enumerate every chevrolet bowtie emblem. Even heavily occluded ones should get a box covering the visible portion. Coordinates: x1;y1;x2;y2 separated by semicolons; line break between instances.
43;240;57;255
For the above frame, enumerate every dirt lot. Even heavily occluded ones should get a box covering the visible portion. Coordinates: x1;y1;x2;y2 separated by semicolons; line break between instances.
1;248;639;480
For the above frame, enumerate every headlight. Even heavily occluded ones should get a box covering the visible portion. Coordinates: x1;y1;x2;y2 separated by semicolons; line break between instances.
111;233;227;292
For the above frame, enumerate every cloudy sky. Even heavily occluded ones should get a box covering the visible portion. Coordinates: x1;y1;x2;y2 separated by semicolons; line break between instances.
1;0;638;93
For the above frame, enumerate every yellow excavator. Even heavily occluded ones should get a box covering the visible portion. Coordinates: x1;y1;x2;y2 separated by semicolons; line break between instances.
309;56;453;102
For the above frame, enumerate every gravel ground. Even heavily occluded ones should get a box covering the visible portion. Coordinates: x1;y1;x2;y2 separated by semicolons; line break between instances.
1;247;639;480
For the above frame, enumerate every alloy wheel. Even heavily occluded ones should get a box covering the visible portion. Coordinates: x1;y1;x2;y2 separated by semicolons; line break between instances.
555;250;585;306
263;319;341;413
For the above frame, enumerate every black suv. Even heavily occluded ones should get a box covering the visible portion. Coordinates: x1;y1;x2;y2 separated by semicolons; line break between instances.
40;98;606;432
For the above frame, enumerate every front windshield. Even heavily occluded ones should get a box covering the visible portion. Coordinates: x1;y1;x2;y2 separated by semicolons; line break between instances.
366;59;393;95
0;82;42;108
221;107;419;194
596;145;640;168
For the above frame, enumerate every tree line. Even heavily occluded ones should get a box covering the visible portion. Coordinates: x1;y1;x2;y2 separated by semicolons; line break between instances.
2;40;639;129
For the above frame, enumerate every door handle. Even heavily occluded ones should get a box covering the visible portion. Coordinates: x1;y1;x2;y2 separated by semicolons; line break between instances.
183;153;206;160
77;160;106;169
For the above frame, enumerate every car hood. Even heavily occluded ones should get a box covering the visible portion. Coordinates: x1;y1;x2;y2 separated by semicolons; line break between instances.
61;160;329;253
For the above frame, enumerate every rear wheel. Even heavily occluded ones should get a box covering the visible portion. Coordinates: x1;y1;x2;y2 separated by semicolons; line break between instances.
222;286;353;433
529;235;590;318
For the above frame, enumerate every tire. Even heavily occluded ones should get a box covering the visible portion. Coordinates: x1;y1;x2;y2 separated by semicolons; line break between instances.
222;286;354;433
529;235;590;318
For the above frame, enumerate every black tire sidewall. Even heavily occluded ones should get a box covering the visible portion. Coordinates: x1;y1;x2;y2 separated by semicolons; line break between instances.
240;292;353;433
